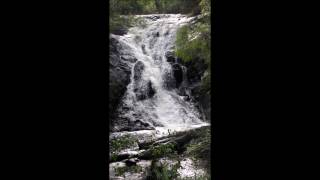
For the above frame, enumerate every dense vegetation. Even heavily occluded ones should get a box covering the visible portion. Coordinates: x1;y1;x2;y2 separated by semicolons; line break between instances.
175;0;211;93
110;0;201;15
109;0;203;33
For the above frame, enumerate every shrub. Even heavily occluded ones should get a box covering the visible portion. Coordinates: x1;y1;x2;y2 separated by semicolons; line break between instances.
110;134;138;153
148;160;181;180
150;143;176;159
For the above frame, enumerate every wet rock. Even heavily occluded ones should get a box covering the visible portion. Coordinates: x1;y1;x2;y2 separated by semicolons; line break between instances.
165;51;175;63
148;15;160;21
152;54;162;61
198;91;211;122
113;118;155;132
184;58;207;85
125;158;140;166
109;37;132;127
121;55;137;63
182;95;190;101
149;38;157;49
111;27;128;36
162;70;176;90
176;57;183;64
172;63;183;88
134;80;156;101
151;32;160;37
115;28;127;36
110;37;120;54
130;119;155;131
164;30;170;36
188;82;211;122
177;85;188;96
147;81;155;97
148;119;164;127
133;61;144;81
141;44;147;54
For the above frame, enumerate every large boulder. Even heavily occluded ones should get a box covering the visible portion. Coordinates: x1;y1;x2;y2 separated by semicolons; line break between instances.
180;57;210;122
184;58;207;85
133;61;156;100
134;80;156;101
109;36;135;128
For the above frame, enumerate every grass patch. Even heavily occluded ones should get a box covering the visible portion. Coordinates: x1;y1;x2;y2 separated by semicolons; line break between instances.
110;134;138;160
184;128;211;174
115;165;143;177
150;143;176;159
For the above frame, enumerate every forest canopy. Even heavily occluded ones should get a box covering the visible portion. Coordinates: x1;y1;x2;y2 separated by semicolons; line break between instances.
109;0;201;15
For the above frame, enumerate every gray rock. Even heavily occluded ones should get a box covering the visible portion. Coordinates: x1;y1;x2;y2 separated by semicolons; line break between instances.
165;51;175;63
112;117;155;132
121;55;137;63
162;70;176;90
125;158;140;166
141;44;147;54
134;80;156;101
109;37;135;129
172;64;183;88
111;27;128;36
133;61;144;81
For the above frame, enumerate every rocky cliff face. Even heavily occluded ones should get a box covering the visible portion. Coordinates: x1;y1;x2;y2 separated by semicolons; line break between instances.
109;36;136;127
183;58;211;122
109;35;211;127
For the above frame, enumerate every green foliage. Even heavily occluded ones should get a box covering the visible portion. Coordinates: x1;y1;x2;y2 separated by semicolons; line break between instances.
175;0;211;94
175;23;210;65
186;128;211;160
110;0;201;15
149;160;181;180
109;0;204;33
175;0;211;62
110;135;138;153
110;0;144;15
115;165;143;176
156;0;200;14
110;135;138;161
199;0;211;18
150;143;176;159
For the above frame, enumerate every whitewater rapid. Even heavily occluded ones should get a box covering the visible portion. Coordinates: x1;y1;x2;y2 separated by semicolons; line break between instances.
112;14;208;134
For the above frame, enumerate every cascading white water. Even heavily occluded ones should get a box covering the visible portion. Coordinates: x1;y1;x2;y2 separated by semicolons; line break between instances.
112;14;208;133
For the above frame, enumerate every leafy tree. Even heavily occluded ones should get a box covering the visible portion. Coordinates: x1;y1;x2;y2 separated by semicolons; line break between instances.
175;0;211;91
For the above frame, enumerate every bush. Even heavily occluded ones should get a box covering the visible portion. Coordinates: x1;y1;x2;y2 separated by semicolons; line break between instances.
115;165;143;176
110;135;138;153
150;143;176;159
148;160;181;180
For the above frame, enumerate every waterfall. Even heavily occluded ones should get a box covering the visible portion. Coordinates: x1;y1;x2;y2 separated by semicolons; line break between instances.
111;14;208;133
